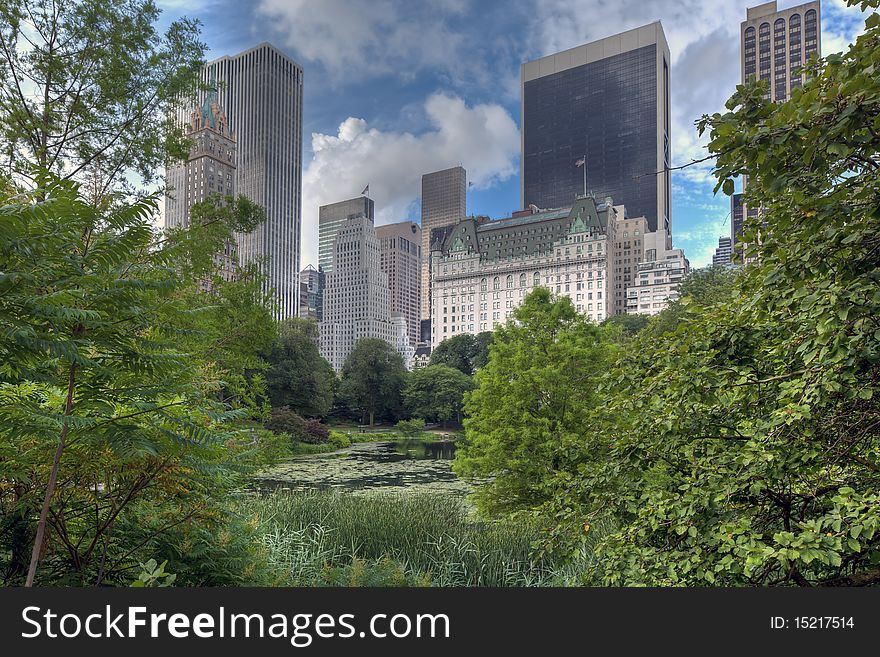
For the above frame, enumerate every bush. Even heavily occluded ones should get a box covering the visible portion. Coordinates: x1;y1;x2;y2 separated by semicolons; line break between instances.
265;406;306;441
329;431;352;449
395;418;425;438
303;419;330;444
318;556;431;587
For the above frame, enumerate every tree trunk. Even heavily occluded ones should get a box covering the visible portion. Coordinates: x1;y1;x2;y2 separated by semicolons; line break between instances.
26;362;77;587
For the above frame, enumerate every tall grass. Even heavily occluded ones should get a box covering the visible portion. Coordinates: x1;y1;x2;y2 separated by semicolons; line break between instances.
237;491;605;586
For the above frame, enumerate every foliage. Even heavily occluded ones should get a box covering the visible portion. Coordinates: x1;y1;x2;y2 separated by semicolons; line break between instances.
242;491;592;587
542;1;880;586
645;265;740;337
0;176;266;586
265;407;306;440
395;418;426;438
317;557;432;587
131;559;176;587
304;419;329;444
403;365;474;426
266;318;336;417
601;313;649;337
338;338;408;425
453;289;617;516
328;431;352;449
429;332;493;376
0;0;206;196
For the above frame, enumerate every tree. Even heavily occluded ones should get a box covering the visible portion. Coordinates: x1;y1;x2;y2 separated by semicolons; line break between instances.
546;1;880;586
0;175;259;586
645;265;740;337
338;339;408;426
453;289;617;516
601;313;649;337
403;365;475;427
0;0;206;197
266;318;336;417
430;331;493;376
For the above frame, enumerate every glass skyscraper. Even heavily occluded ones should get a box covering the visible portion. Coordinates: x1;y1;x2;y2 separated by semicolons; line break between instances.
521;22;671;235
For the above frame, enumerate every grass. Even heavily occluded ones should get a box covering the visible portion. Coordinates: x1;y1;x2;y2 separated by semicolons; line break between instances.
237;490;607;586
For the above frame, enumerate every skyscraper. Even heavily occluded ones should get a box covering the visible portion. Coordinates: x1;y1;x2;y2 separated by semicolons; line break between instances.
185;43;304;319
741;1;820;103
377;221;422;346
521;22;671;235
420;166;466;322
736;2;819;257
319;213;399;373
164;85;238;287
299;264;324;320
318;196;375;274
712;236;734;267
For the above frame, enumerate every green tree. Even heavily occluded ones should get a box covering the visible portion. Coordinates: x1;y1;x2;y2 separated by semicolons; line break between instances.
646;265;740;337
266;318;336;417
403;365;475;427
339;339;407;426
430;332;493;375
548;1;880;586
0;0;205;196
601;313;649;337
0;175;263;586
453;289;616;516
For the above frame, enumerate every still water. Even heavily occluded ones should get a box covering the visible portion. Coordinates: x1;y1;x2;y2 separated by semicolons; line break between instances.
252;439;471;496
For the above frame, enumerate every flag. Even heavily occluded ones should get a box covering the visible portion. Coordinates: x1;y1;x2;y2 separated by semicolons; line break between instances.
361;184;369;195
575;158;585;167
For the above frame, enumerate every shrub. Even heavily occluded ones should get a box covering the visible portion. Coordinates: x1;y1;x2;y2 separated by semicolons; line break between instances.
395;418;426;438
318;556;431;587
303;419;330;444
329;431;352;449
265;407;306;442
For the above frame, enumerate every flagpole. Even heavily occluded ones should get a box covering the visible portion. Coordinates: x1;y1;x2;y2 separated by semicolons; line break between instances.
583;155;587;197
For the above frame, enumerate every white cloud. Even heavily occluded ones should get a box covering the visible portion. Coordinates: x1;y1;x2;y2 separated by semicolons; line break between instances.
300;92;519;267
255;0;469;83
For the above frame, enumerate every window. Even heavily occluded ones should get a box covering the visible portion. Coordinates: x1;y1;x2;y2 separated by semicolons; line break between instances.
493;277;500;290
480;278;487;291
533;272;540;287
506;275;513;289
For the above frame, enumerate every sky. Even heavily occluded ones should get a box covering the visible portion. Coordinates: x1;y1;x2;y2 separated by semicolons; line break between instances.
156;0;871;269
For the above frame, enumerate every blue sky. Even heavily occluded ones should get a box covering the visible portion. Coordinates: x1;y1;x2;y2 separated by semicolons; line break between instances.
157;0;871;268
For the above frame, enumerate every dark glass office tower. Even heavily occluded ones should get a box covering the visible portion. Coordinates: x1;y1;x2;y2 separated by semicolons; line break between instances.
521;23;671;234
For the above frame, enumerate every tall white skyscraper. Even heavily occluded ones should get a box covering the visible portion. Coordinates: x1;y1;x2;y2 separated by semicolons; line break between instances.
319;213;399;372
180;43;304;319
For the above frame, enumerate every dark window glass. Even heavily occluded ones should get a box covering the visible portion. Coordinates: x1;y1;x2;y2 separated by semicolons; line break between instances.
523;45;662;230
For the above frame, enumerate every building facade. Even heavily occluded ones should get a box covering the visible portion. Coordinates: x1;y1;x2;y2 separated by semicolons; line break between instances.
420;166;466;322
737;2;820;258
626;231;689;315
377;221;422;346
742;1;820;103
712;236;734;267
182;43;303;319
318;196;375;274
319;213;400;373
299;264;324;320
164;85;238;288
430;196;629;348
521;22;671;235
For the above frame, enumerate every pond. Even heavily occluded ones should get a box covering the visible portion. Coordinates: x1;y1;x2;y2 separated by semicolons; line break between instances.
252;439;472;497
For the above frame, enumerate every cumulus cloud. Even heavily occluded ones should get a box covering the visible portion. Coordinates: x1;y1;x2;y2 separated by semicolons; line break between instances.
255;0;469;82
300;93;519;267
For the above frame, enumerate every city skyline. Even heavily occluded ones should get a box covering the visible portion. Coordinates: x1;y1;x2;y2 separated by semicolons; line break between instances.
155;0;870;269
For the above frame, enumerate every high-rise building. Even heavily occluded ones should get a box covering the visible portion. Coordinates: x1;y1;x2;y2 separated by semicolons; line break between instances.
742;1;820;103
625;232;690;316
736;2;819;258
165;85;238;288
377;221;422;346
420;166;466;322
183;43;303;319
521;22;672;235
319;213;403;372
299;264;324;320
712;236;735;267
318;196;375;274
